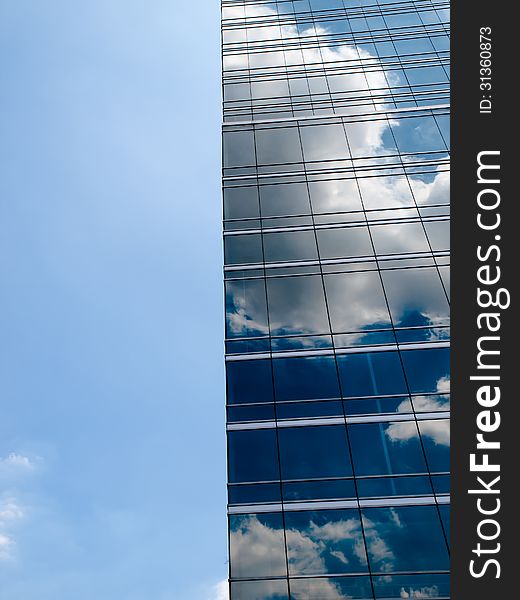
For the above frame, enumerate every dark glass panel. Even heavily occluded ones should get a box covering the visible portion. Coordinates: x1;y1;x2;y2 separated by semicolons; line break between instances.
278;425;352;480
271;334;333;352
227;404;275;422
255;127;303;165
349;422;427;476
226;359;274;404
263;230;318;263
223;130;256;167
276;399;343;419
335;330;395;349
228;429;279;483
418;419;450;472
357;475;433;498
337;351;407;397
432;474;450;494
259;182;311;217
283;478;356;502
439;504;451;547
344;396;412;416
224;186;260;220
273;355;340;401
400;348;450;393
224;234;263;265
228;483;282;505
230;579;289;600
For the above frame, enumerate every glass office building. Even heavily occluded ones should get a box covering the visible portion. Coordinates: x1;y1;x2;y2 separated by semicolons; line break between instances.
222;1;450;598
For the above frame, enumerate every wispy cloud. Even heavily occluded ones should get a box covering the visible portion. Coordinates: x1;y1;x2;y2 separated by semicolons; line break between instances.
213;579;229;600
0;496;25;561
0;453;35;470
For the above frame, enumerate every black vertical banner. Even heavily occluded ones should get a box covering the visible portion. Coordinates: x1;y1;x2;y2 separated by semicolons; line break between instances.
452;1;515;599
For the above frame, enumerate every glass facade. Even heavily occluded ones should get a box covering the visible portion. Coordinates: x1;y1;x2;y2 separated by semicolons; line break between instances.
222;1;450;598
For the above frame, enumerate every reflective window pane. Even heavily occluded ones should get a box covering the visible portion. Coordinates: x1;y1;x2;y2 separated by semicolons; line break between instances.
229;513;287;578
371;222;430;255
273;355;340;400
300;123;350;161
226;279;269;338
283;478;356;502
226;359;274;404
256;127;303;165
263;230;318;263
401;348;450;393
317;226;373;260
324;271;391;333
349;421;427;476
225;234;263;265
224;186;260;220
337;351;407;397
228;429;279;483
362;505;449;572
231;579;289;600
419;419;450;472
373;573;450;600
382;267;450;328
278;425;352;480
391;116;445;153
308;179;363;213
425;219;450;252
267;275;330;336
285;509;368;575
259;182;311;217
290;576;372;600
224;130;255;167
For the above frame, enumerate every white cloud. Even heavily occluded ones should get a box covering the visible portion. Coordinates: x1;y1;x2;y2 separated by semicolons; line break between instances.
227;306;269;336
212;579;229;600
0;453;34;470
0;496;25;562
385;421;419;445
400;585;440;598
329;549;349;564
397;376;450;415
362;516;396;573
385;417;449;447
418;419;450;447
0;497;24;524
0;533;13;561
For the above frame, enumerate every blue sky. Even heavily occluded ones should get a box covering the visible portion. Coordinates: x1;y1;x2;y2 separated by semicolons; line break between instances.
0;2;226;599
